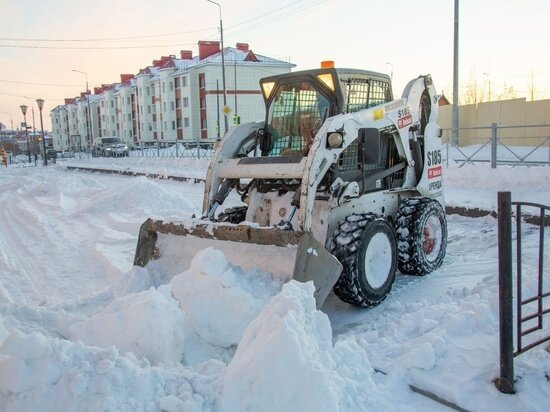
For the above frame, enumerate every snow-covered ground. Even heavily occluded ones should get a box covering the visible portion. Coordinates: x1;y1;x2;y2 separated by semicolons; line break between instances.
0;159;549;411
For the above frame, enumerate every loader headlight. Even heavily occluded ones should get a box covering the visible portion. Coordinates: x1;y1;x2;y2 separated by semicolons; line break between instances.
327;132;343;148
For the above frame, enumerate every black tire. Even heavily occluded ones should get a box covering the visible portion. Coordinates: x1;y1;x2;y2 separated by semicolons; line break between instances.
217;206;248;224
328;214;397;307
396;197;447;275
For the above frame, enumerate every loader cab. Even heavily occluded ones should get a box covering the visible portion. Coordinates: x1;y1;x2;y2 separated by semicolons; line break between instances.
259;68;393;157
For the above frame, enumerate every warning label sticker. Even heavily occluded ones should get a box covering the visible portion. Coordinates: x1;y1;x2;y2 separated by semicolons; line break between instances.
428;165;442;179
398;114;412;128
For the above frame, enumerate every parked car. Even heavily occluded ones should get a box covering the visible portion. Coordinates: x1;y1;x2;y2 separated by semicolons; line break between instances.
92;137;129;157
46;148;57;160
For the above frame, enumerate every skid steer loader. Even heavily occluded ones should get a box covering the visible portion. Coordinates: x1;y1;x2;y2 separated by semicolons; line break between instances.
134;63;447;308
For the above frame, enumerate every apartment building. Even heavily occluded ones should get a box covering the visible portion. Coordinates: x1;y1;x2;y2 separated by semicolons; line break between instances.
51;41;294;151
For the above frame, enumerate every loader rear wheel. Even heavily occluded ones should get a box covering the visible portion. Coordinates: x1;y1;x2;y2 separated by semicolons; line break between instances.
396;197;447;276
329;214;397;307
217;206;248;224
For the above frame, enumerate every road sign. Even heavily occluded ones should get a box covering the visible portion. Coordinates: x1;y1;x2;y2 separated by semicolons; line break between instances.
223;105;232;116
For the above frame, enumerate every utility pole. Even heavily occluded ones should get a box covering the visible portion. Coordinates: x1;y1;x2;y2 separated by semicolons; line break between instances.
20;105;31;163
452;0;460;146
72;70;93;148
234;60;238;119
207;0;228;135
36;98;47;166
216;79;220;139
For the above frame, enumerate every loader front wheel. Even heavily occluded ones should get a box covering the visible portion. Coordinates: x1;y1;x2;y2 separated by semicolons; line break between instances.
396;197;447;276
329;214;397;307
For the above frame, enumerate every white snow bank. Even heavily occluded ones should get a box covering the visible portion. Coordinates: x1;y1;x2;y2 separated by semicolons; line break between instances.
68;286;186;366
0;329;219;412
217;281;396;412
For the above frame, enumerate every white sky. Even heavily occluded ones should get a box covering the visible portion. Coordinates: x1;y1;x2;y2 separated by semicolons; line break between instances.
1;0;549;130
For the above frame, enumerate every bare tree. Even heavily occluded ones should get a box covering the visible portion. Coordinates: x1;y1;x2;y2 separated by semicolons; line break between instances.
497;83;517;100
461;70;485;104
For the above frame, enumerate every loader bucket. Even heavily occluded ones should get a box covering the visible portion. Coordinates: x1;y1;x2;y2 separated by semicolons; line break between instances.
134;218;343;308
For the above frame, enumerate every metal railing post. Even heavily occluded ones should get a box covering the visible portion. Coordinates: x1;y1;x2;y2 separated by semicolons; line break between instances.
491;123;498;169
496;191;515;394
175;139;179;158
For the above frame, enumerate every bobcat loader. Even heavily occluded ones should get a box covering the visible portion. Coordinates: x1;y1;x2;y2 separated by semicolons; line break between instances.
134;63;447;308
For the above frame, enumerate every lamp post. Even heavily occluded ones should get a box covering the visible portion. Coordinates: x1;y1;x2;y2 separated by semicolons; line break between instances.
72;69;93;148
36;98;47;166
452;0;460;146
207;0;228;136
20;104;31;163
483;72;491;101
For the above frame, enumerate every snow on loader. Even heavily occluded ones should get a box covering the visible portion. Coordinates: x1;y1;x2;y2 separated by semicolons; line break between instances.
134;63;447;308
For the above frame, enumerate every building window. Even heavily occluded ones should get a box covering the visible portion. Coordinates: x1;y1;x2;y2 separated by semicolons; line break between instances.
110;101;114;108
184;118;190;128
198;75;205;88
174;77;180;88
169;82;173;91
147;106;151;114
177;118;182;128
172;121;176;130
176;99;180;109
170;102;175;110
163;102;166;111
101;101;104;107
147;87;150;96
201;118;207;129
200;98;206;109
127;97;130;105
183;97;189;108
162;83;165;93
182;76;187;87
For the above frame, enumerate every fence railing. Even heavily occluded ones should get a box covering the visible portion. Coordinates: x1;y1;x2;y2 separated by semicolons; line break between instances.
496;191;549;394
442;124;550;168
56;141;215;161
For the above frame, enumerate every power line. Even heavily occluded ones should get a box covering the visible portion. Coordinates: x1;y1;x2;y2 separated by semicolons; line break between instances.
0;79;82;87
0;27;216;42
0;43;198;50
225;0;328;38
225;0;309;30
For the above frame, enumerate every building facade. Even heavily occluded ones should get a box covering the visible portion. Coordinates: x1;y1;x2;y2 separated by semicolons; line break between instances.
51;41;294;151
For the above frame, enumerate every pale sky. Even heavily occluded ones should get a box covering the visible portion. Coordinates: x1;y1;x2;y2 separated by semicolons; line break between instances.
1;0;549;130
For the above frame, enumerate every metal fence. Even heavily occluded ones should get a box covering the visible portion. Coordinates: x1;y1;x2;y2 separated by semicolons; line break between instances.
128;141;215;159
442;124;550;167
496;191;549;394
53;141;216;161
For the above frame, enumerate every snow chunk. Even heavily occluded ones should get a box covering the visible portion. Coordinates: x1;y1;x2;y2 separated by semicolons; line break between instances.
170;248;283;349
68;287;185;365
216;281;339;412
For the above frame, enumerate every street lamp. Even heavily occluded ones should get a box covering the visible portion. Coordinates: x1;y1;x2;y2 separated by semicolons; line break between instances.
36;98;47;166
72;69;93;148
19;104;31;163
483;72;491;101
207;0;228;137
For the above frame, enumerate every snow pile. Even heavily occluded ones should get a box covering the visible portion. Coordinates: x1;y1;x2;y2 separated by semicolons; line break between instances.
68;286;186;366
1;161;549;411
217;281;396;412
0;329;218;412
170;248;283;350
